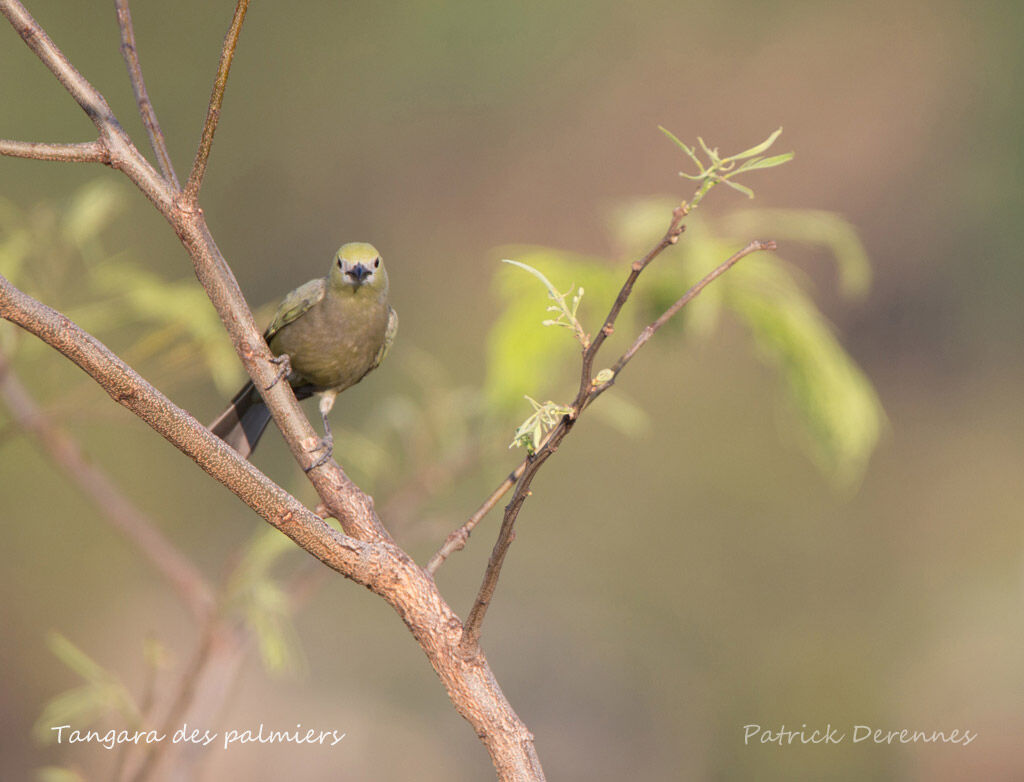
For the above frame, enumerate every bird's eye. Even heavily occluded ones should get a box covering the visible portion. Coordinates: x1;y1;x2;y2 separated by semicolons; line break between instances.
337;258;343;268
374;257;381;269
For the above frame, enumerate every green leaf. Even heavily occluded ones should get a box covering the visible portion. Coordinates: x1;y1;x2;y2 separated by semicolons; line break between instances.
486;248;619;413
724;208;871;297
735;152;795;173
589;389;650;437
721;178;756;198
46;632;112;687
730;127;783;161
727;262;884;488
697;136;719;164
509;396;573;452
658;125;703;170
61;180;124;246
35;767;86;782
501;259;563;300
225;529;305;676
34;687;115;743
33;635;139;743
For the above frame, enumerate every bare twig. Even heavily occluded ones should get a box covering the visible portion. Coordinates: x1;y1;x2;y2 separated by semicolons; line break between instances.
426;462;524;576
602;240;776;385
460;215;775;647
0;139;108;163
575;205;688;402
114;0;180;189
0;349;214;621
0;0;172;212
0;1;117;128
183;0;249;204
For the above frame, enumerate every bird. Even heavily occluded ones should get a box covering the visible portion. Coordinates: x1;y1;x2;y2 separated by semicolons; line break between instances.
209;241;397;468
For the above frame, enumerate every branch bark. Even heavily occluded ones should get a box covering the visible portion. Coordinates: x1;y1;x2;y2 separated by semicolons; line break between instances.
114;0;180;189
183;0;249;204
0;138;108;163
0;2;545;777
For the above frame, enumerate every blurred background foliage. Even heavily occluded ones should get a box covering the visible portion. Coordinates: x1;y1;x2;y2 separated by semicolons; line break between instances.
2;1;1024;780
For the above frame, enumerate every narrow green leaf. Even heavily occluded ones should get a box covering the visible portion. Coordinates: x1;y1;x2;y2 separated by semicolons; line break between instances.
735;152;795;173
728;266;884;488
722;178;756;198
46;633;110;687
501;259;564;301
697;136;719;164
36;767;86;782
61;180;124;246
658;125;703;170
730;127;783;161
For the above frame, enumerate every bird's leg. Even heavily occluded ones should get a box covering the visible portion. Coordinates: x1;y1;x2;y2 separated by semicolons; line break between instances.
304;390;338;472
264;353;292;391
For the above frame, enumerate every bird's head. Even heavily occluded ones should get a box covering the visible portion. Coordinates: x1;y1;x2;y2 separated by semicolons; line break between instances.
330;242;388;295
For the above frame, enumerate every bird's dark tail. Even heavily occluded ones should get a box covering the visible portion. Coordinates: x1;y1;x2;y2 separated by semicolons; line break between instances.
208;381;274;459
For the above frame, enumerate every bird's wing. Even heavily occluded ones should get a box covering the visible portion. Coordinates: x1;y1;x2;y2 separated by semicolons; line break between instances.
263;278;326;343
371;306;399;370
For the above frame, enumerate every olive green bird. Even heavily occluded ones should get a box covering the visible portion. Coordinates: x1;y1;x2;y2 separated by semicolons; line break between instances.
210;242;397;467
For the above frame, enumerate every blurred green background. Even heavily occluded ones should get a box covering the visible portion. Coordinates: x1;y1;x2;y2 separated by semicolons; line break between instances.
2;1;1023;779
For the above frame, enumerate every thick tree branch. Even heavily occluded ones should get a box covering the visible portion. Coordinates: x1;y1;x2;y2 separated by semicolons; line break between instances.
1;5;548;773
183;0;249;204
0;350;214;621
0;274;544;780
0;138;108;163
114;0;180;189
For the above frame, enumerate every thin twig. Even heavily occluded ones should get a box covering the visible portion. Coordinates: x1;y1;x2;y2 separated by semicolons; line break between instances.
574;205;687;403
427;426;591;575
0;0;118;128
0;138;108;163
606;240;776;382
0;0;171;211
460;219;775;647
425;462;524;576
183;0;249;204
0;350;215;621
114;0;180;189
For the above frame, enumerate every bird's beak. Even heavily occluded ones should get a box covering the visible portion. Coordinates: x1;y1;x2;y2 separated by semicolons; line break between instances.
345;263;372;285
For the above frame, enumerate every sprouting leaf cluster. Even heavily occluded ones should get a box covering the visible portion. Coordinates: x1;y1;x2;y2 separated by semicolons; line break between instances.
659;126;794;208
501;259;588;348
508;395;574;454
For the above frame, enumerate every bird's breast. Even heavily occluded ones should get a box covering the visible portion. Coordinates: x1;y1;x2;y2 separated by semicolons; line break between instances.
268;293;390;392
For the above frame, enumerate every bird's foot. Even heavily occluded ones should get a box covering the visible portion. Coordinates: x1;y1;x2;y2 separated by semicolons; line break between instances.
264;354;292;391
303;435;334;473
303;396;336;473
